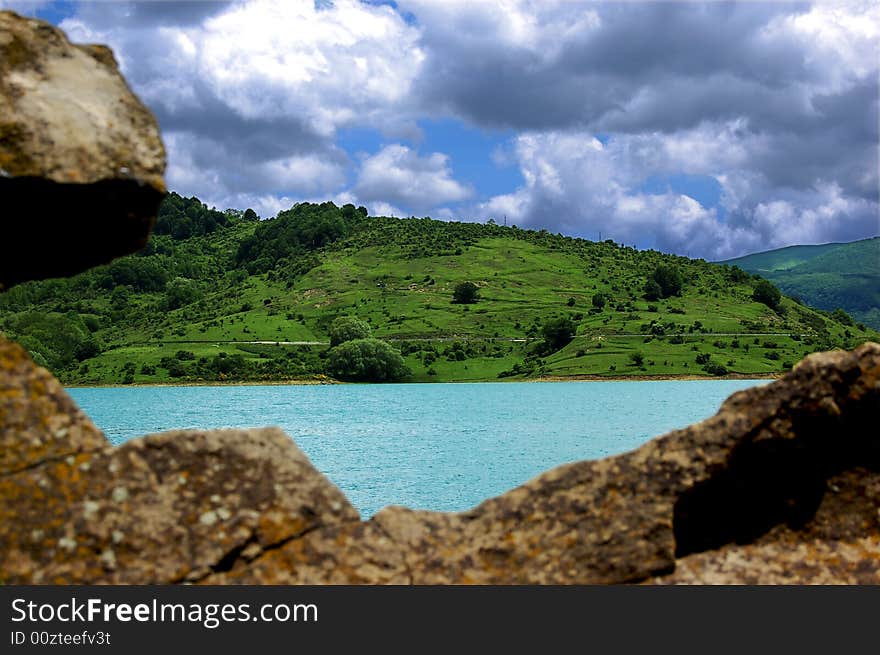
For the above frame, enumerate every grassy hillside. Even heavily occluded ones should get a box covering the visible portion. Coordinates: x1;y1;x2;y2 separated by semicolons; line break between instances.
1;195;875;385
722;237;880;328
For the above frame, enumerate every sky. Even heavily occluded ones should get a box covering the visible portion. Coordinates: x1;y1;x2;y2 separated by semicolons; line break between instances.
5;0;879;259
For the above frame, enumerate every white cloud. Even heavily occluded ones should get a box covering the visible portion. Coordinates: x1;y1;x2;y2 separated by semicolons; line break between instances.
475;127;878;259
354;144;472;211
50;0;879;257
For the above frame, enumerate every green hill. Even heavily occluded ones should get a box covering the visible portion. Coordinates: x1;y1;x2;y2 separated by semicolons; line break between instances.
1;194;875;385
721;237;880;329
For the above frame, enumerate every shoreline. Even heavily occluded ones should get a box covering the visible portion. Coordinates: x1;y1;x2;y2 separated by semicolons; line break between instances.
64;372;781;388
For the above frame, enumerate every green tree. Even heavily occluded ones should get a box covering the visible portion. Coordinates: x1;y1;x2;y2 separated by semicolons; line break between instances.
328;316;372;347
831;308;854;326
326;339;410;382
541;316;576;352
452;281;480;304
645;265;683;300
629;351;645;367
752;279;781;310
591;292;607;309
164;277;203;310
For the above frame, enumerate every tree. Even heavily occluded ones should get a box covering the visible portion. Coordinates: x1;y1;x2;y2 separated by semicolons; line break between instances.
326;339;410;382
452;281;479;304
752;279;781;310
831;308;854;326
645;265;683;300
164;277;203;310
643;278;663;301
328;316;372;347
541;316;576;352
591;292;607;309
243;208;259;222
629;351;645;367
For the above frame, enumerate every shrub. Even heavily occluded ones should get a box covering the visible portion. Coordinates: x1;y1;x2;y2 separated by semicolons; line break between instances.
328;316;372;347
452;281;479;304
752;279;781;309
703;362;728;376
541;316;576;352
326;339;410;382
831;308;854;326
644;265;683;300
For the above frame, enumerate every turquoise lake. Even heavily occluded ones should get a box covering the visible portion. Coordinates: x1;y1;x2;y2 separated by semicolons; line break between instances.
68;380;765;517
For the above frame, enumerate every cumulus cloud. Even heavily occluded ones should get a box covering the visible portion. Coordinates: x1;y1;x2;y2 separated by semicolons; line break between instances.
412;1;879;257
354;144;472;213
58;0;423;210
45;0;879;256
475;125;878;259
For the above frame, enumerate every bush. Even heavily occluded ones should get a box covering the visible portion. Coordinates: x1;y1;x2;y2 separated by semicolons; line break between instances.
326;339;410;382
644;265;683;300
629;351;645;367
541;316;576;352
752;279;781;310
164;277;203;310
452;281;480;304
166;360;187;378
643;278;662;301
703;362;729;376
591;293;607;309
328;316;372;347
831;308;854;326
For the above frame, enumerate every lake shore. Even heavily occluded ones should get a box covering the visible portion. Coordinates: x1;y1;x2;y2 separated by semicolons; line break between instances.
64;371;781;388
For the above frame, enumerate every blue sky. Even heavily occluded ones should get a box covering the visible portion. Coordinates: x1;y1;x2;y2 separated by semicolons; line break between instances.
7;0;878;259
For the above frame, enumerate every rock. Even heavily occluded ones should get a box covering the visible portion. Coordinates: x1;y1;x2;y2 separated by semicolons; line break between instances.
0;351;358;584
0;336;106;476
650;468;880;584
205;521;411;585
0;11;165;289
0;341;877;584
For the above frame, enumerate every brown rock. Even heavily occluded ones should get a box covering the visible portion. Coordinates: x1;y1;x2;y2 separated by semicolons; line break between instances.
652;468;880;584
0;11;165;289
0;425;358;584
0;336;106;476
205;521;410;585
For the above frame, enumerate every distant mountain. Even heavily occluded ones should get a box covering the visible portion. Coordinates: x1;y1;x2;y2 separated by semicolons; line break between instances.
721;237;880;329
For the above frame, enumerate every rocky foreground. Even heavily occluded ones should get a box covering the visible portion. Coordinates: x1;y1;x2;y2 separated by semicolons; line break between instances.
1;335;878;584
1;10;878;584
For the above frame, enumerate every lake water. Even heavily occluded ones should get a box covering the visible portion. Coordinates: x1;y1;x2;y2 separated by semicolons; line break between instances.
68;380;765;517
